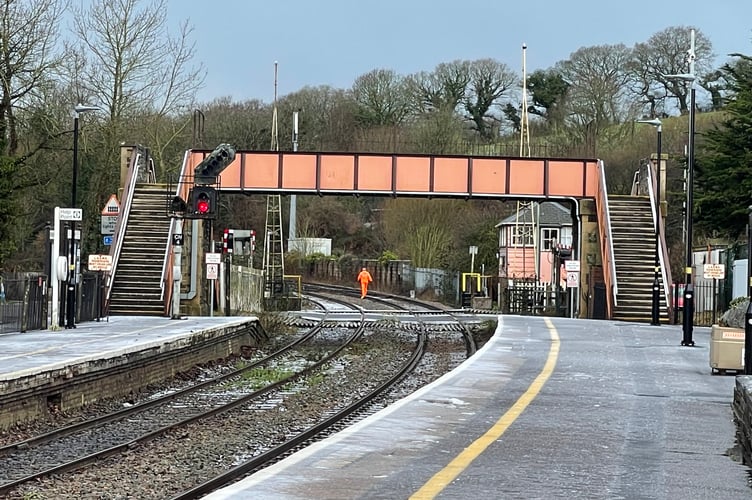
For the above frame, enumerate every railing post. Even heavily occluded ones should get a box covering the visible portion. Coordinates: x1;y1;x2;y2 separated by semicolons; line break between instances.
21;276;30;333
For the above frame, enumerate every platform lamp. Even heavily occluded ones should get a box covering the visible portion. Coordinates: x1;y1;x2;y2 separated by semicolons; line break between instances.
664;29;697;346
65;103;100;329
636;118;662;326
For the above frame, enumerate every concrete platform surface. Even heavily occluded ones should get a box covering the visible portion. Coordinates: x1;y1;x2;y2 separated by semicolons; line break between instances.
206;315;752;500
0;315;256;381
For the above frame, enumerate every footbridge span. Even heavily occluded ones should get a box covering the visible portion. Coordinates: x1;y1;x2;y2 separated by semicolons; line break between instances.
106;147;671;324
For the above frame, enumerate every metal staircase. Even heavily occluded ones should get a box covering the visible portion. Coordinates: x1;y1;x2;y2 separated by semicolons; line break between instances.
108;183;170;315
609;195;668;323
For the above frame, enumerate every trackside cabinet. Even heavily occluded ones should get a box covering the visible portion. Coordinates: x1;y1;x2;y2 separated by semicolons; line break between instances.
710;325;745;374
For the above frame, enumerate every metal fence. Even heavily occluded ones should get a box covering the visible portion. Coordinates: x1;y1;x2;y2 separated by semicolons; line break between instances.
0;275;48;334
79;272;107;323
672;279;730;327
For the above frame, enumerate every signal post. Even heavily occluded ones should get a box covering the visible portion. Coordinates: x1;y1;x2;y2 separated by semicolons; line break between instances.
170;143;236;318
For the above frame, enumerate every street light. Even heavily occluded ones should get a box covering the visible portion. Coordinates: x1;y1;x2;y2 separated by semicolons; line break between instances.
664;29;697;346
637;118;662;325
71;104;100;207
66;103;99;329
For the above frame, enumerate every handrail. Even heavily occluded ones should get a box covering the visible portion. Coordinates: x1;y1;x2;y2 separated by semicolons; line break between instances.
161;150;194;314
595;160;617;318
630;169;641;196
105;151;142;306
646;160;674;321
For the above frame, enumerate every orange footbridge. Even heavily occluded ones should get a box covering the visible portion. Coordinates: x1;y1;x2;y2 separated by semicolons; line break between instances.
166;150;616;316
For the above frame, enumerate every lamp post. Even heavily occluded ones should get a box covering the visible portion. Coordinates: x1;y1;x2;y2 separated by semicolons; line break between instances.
637;118;662;325
65;103;99;329
664;29;697;346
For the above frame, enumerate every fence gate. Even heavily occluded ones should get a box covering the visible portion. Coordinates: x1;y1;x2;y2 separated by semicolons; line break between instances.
505;280;547;315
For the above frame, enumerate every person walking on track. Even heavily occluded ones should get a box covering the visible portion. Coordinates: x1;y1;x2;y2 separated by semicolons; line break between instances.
357;267;373;299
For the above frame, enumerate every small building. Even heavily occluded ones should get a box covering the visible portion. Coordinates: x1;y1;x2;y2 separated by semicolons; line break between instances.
496;201;573;285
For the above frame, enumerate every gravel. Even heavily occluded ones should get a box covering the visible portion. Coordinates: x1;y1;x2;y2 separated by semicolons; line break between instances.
4;316;495;499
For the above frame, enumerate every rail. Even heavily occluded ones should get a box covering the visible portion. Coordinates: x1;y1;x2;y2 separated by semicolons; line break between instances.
161;150;194;315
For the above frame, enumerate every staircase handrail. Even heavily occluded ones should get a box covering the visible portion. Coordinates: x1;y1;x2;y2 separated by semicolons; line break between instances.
161;150;193;310
646;161;674;321
105;150;143;305
595;160;618;317
630;169;641;196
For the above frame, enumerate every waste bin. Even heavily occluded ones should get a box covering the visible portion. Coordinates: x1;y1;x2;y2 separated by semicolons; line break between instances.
709;325;745;374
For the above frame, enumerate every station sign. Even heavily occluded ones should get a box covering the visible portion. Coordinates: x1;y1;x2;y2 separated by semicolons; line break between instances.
101;215;117;234
565;260;580;272
88;254;113;272
100;194;120;235
59;208;83;221
101;194;120;215
703;264;725;280
205;253;222;264
566;271;580;288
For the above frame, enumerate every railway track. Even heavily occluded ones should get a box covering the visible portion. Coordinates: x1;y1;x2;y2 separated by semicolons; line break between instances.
0;298;362;495
3;289;493;498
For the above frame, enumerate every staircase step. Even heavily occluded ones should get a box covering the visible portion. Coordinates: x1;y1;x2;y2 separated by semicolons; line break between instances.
109;182;174;316
608;194;670;324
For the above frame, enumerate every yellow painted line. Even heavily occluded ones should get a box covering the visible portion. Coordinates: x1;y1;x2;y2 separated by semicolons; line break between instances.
410;317;561;499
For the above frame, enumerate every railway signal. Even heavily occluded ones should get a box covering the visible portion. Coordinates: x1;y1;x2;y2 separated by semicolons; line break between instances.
187;186;217;219
194;143;236;185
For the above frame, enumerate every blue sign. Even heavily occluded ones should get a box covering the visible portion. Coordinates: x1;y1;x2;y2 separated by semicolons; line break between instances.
103;235;113;246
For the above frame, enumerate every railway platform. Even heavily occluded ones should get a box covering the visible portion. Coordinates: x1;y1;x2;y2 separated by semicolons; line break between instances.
0;315;261;429
206;315;752;499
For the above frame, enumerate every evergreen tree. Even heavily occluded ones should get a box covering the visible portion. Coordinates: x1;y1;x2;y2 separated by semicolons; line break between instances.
694;53;752;240
0;150;21;269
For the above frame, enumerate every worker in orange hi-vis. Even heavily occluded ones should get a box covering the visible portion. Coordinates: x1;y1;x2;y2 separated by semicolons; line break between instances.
357;267;373;299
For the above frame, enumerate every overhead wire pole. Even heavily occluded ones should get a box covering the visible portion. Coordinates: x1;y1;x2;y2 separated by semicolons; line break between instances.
289;111;299;244
263;61;285;308
519;43;531;157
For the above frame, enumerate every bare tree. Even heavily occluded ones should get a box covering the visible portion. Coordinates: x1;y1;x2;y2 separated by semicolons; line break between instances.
352;69;410;127
407;60;470;115
463;58;518;140
71;0;204;121
556;44;635;131
278;85;358;151
630;26;713;115
0;0;66;155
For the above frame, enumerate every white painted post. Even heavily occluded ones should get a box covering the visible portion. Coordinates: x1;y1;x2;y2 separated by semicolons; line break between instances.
171;219;183;319
50;207;61;329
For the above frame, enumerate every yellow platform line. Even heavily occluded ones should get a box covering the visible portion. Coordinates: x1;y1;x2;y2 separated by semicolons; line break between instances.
410;317;561;499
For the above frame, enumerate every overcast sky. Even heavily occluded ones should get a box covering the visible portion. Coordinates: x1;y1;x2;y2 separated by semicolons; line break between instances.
168;0;752;104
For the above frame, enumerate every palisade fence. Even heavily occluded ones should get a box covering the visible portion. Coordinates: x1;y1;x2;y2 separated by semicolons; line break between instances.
0;274;48;334
307;139;590;159
79;272;108;323
672;279;730;327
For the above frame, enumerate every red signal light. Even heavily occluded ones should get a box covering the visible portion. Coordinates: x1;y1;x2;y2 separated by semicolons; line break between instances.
188;186;217;219
196;196;210;214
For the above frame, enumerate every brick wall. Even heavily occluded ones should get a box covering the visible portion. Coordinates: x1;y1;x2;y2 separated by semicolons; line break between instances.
0;320;267;430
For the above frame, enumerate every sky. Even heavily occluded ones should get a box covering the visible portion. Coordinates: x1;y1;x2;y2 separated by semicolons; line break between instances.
167;0;752;104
